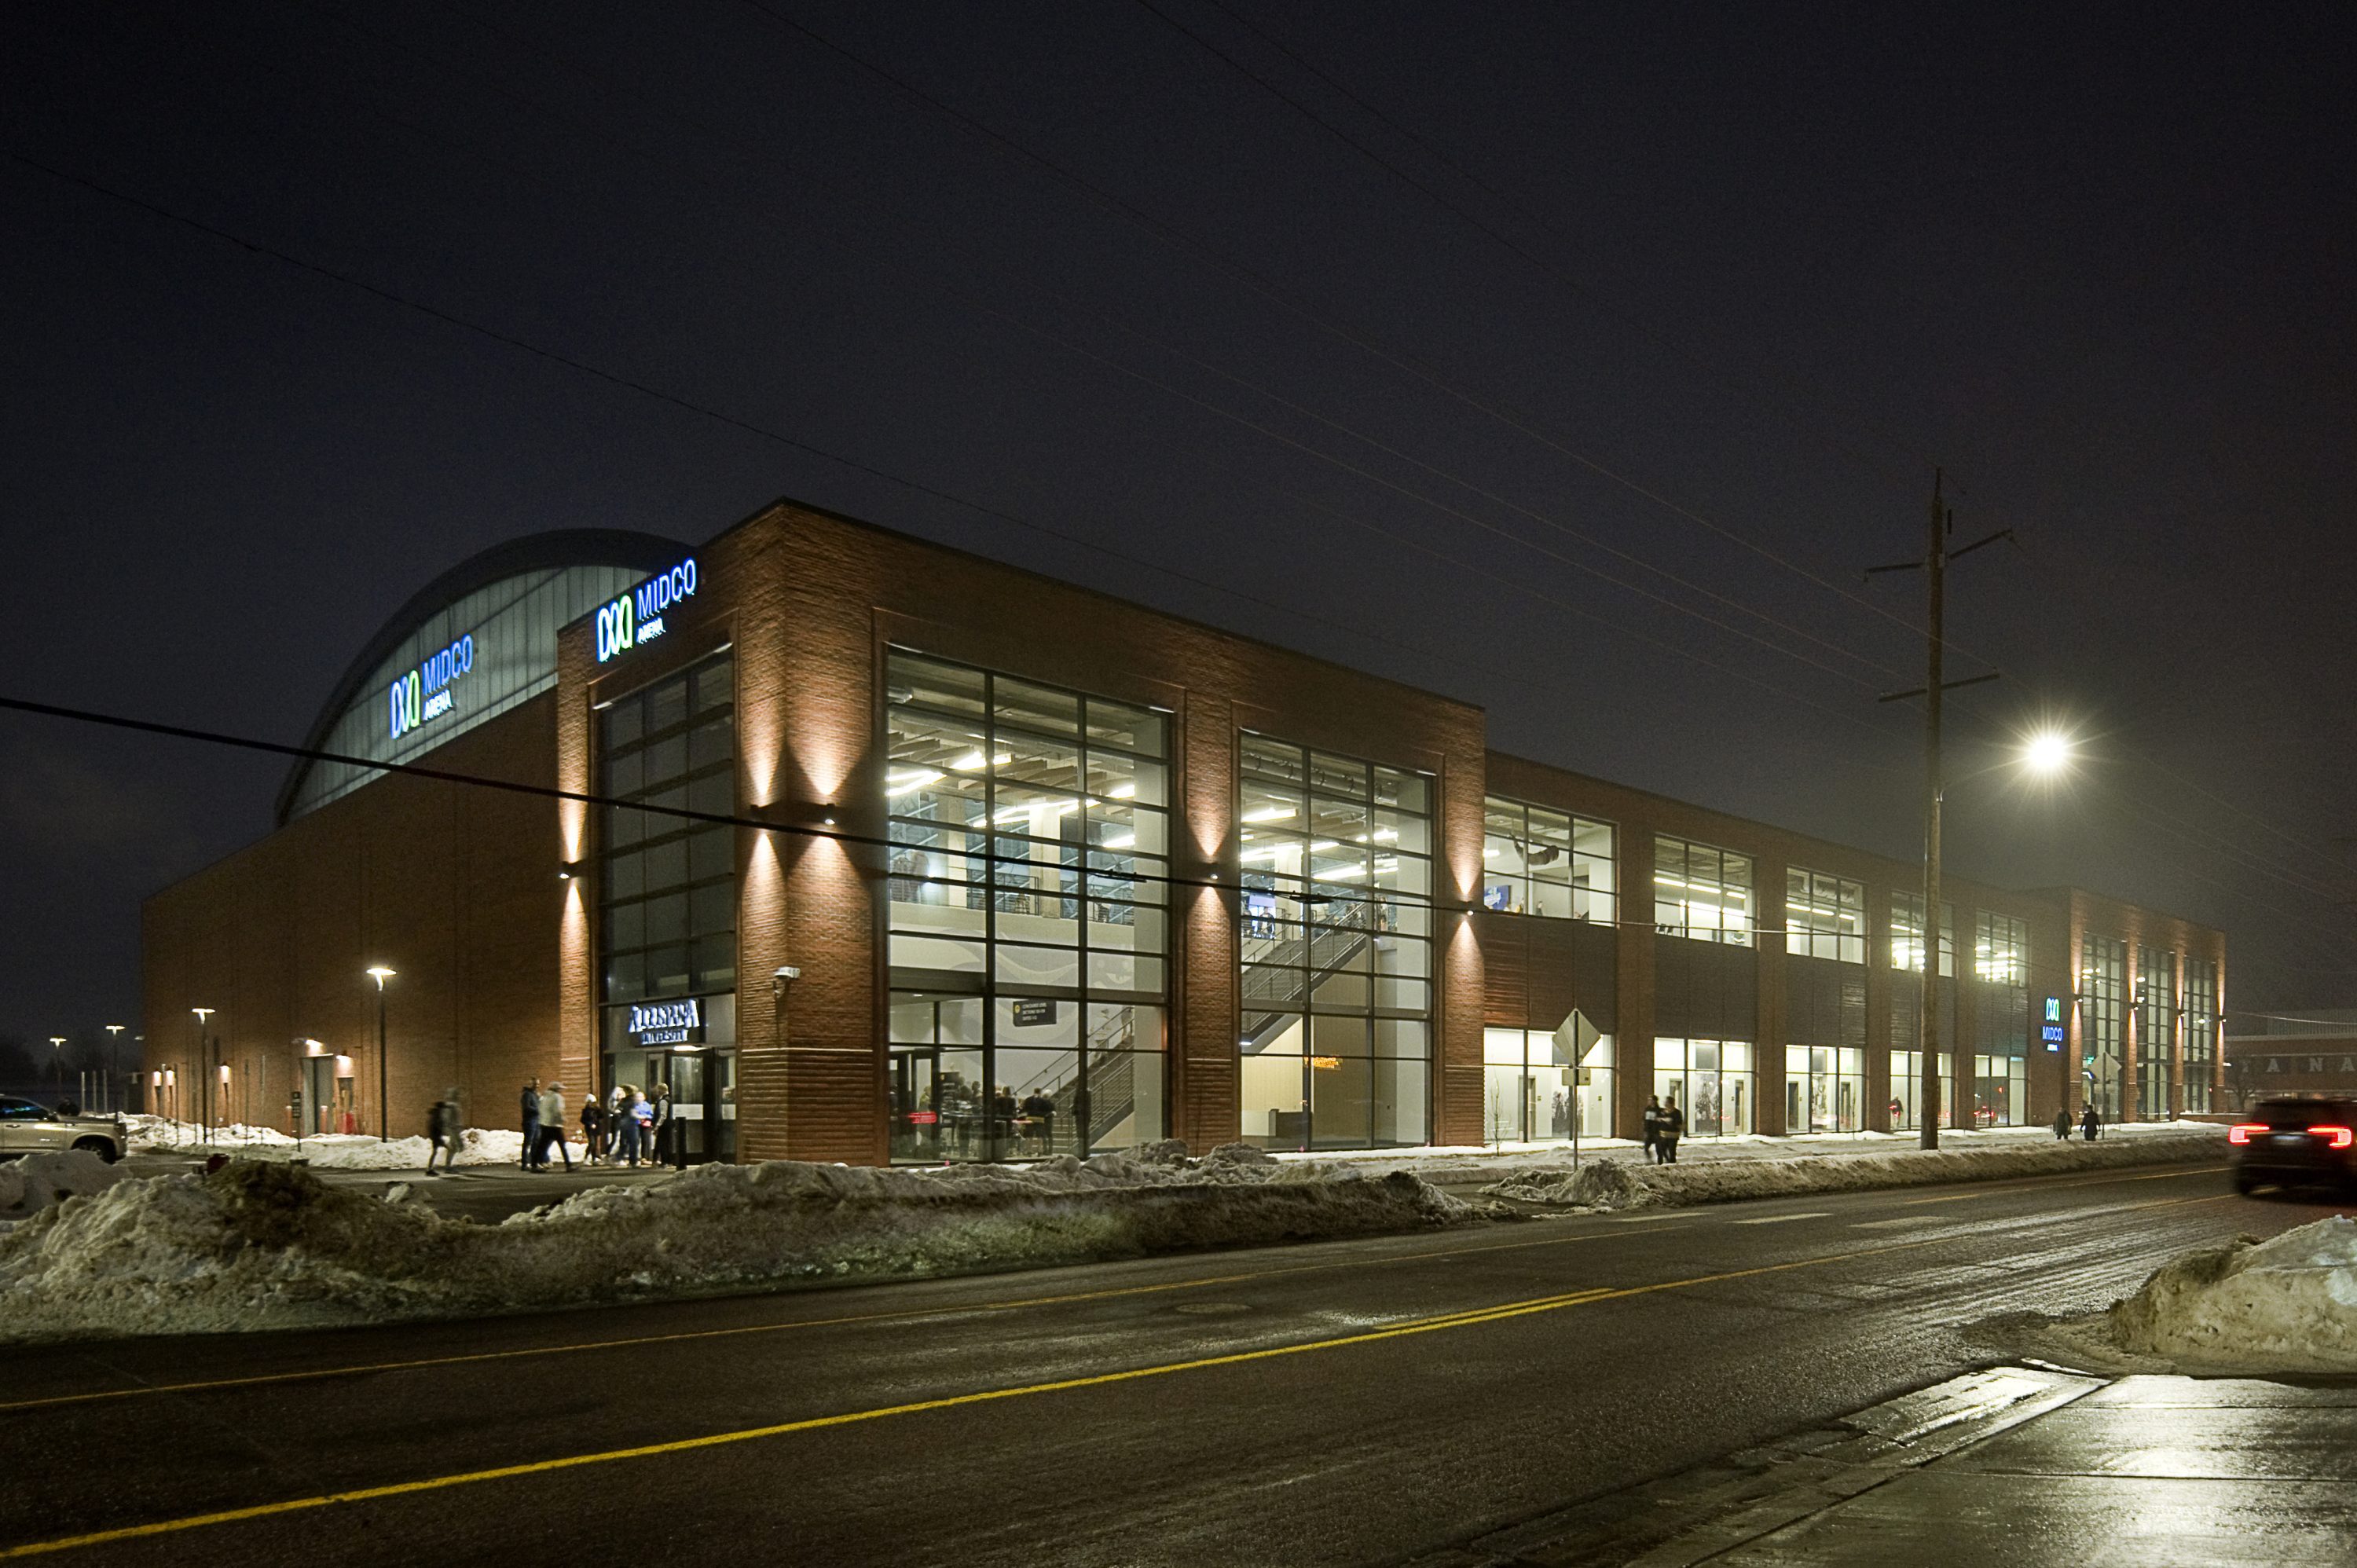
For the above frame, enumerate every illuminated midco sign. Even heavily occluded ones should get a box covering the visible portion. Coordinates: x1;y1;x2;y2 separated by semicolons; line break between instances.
595;557;699;664
627;998;702;1046
388;634;475;740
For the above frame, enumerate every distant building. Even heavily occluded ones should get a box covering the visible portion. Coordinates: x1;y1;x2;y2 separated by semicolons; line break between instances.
2225;1012;2357;1107
142;498;2227;1162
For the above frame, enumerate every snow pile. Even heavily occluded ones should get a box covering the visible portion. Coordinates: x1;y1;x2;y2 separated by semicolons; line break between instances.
0;1151;126;1221
2102;1216;2357;1372
0;1142;1470;1343
126;1117;527;1170
1486;1123;2227;1210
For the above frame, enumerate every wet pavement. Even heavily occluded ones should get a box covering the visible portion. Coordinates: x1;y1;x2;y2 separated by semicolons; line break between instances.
1413;1366;2357;1566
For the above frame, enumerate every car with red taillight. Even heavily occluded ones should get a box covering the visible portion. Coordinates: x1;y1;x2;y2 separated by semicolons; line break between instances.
2230;1096;2357;1194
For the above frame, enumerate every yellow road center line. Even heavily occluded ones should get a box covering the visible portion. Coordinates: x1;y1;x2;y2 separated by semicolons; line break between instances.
0;1221;1695;1415
0;1199;2234;1561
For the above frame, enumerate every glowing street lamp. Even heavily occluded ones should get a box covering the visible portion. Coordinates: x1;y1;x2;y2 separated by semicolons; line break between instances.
104;1024;125;1115
190;1007;215;1132
2022;730;2074;777
365;967;396;1142
48;1037;65;1097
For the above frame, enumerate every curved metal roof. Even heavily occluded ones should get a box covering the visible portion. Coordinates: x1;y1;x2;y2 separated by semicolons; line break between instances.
274;528;686;825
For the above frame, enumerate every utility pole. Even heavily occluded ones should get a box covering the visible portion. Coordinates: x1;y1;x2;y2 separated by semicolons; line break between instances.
1869;471;2010;1151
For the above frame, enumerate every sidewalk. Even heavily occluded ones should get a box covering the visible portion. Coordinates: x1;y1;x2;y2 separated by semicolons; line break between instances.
1411;1366;2357;1566
1273;1121;2216;1196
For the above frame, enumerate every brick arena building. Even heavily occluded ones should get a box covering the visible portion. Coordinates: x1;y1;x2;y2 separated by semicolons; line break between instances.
141;499;2227;1162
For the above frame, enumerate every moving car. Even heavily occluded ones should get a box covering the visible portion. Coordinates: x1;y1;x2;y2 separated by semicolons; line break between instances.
0;1095;127;1163
2230;1095;2357;1194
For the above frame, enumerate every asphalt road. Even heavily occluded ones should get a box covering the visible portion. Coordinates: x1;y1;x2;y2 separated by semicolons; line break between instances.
2;1161;2344;1567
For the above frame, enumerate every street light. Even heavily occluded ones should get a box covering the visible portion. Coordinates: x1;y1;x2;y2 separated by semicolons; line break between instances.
365;966;396;1142
104;1024;125;1115
2022;730;2074;777
48;1037;65;1098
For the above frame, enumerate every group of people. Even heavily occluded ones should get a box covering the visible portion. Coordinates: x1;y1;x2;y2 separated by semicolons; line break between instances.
510;1076;674;1171
420;1078;680;1174
1640;1094;1685;1163
2055;1105;2104;1141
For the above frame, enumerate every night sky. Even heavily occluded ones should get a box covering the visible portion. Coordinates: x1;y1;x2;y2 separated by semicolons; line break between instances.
4;1;2352;1052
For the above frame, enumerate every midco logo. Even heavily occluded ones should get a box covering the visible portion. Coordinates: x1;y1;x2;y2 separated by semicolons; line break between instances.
388;634;475;740
595;558;699;664
627;998;702;1045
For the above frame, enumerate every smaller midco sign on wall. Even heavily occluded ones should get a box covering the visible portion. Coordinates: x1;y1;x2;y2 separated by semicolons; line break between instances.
389;633;475;740
595;558;699;664
628;998;703;1046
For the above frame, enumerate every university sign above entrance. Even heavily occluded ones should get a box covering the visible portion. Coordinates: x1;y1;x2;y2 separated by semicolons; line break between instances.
595;557;699;664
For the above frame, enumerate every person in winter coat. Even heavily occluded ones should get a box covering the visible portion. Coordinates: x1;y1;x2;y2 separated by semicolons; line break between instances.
1655;1097;1685;1163
519;1078;541;1171
651;1082;674;1167
622;1087;653;1167
1641;1096;1662;1160
581;1095;607;1164
2080;1105;2102;1141
533;1082;573;1171
427;1090;464;1174
2053;1107;2073;1141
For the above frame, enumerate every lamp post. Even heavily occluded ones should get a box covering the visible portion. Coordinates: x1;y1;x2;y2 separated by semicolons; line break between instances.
189;1008;214;1133
48;1037;65;1098
365;967;396;1142
104;1025;124;1115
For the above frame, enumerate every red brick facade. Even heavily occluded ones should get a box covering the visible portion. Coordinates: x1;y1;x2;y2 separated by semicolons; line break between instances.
141;498;2225;1157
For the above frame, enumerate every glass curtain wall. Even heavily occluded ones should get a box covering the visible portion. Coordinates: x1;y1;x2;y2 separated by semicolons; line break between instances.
1972;914;2029;1127
882;651;1170;1163
2137;946;2177;1119
1482;1028;1614;1142
1654;837;1754;944
1785;870;1866;962
1654;1038;1753;1135
598;651;739;1162
2080;935;2127;1120
1890;894;1957;1130
1786;1046;1864;1133
1481;798;1615;921
2184;957;2218;1113
1237;736;1433;1150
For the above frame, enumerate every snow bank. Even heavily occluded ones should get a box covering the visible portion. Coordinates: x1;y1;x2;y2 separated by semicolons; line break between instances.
0;1151;126;1221
0;1142;1471;1343
126;1117;527;1170
1484;1124;2227;1210
2102;1216;2357;1372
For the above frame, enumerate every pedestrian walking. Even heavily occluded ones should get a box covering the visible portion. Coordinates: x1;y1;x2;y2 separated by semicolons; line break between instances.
1641;1095;1662;1161
2080;1104;2102;1142
626;1086;654;1167
519;1077;541;1171
2052;1106;2072;1141
581;1094;607;1164
536;1082;574;1171
1656;1097;1684;1164
426;1090;464;1174
652;1081;675;1168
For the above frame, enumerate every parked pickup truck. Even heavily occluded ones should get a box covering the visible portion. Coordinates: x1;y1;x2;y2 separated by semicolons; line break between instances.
0;1095;127;1162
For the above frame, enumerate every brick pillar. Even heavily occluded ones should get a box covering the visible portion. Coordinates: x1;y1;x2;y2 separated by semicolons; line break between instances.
1176;694;1237;1152
1954;904;1979;1129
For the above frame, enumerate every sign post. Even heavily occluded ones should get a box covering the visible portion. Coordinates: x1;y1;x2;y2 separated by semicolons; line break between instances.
1552;1009;1603;1165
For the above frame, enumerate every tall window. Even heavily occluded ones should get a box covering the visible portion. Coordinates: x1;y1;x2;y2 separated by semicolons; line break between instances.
599;654;736;1006
1787;1046;1864;1133
1482;798;1615;921
1784;869;1865;962
2184;956;2218;1114
1972;913;2030;1127
1889;1050;1956;1130
1654;1038;1753;1135
598;652;739;1160
1654;837;1754;945
2081;934;2127;1121
1483;1029;1615;1143
2138;946;2176;1119
882;651;1170;1163
1974;913;2027;985
1237;735;1433;1150
1890;893;1956;974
